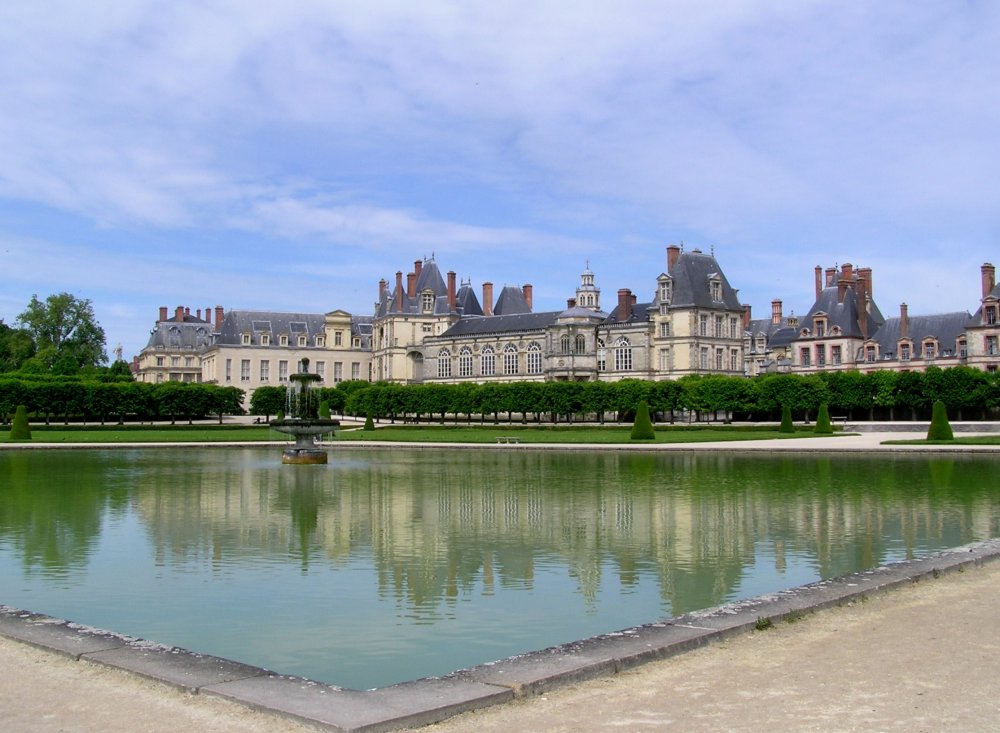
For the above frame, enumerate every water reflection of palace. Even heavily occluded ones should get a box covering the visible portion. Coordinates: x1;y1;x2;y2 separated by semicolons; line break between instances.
116;450;1000;616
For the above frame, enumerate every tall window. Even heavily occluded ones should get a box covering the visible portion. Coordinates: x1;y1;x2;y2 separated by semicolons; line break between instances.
481;346;495;376
700;347;709;369
730;318;738;339
832;345;842;365
900;343;911;361
459;347;473;377
240;359;251;382
503;344;518;375
816;346;825;367
527;343;542;374
987;306;998;325
866;345;877;362
574;334;586;353
923;341;936;359
715;315;724;338
710;280;722;301
597;339;606;371
317;361;326;380
659;280;672;303
225;359;232;382
335;331;343;346
730;349;739;372
715;348;724;370
351;362;360;380
438;349;451;378
699;314;708;336
260;360;270;382
659;347;671;371
422;292;434;312
278;360;289;382
987;336;998;356
800;348;811;367
659;321;671;338
614;337;632;371
261;333;270;346
560;334;571;354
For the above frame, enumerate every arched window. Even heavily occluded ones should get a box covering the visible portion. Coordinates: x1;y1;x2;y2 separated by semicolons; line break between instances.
503;343;518;375
560;334;571;354
459;347;473;377
527;342;542;374
574;334;586;354
438;348;451;378
614;336;632;371
481;345;495;376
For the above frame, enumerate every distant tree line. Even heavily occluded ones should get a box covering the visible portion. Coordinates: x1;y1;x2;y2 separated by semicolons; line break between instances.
250;366;1000;424
1;292;111;374
0;377;244;424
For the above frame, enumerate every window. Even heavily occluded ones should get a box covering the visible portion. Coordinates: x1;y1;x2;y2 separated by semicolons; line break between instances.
316;361;326;381
866;346;877;363
353;337;361;348
481;346;496;376
335;331;343;346
422;292;434;312
800;348;811;367
298;336;307;347
923;341;936;359
225;359;232;382
730;349;740;372
261;333;270;346
278;360;289;382
987;336;998;356
699;314;708;336
614;337;632;371
438;349;451;378
527;343;542;374
260;360;270;382
171;356;179;366
715;315;724;338
503;344;518;375
715;348;724;370
730;318;739;339
240;359;251;382
597;339;606;371
351;362;360;380
900;343;911;361
700;347;709;369
659;321;671;338
710;280;722;301
242;333;251;345
756;336;766;351
315;336;325;347
560;334;571;354
421;324;433;333
814;346;824;367
574;334;586;353
659;280;672;303
333;362;342;382
832;345;842;365
815;318;826;338
279;334;288;347
659;347;671;371
459;347;473;377
987;306;998;325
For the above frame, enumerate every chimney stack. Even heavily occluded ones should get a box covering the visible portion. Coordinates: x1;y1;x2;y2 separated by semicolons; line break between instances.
483;282;493;316
900;303;909;340
825;267;836;287
742;303;752;330
414;259;423;279
858;267;873;302
395;271;404;311
184;307;190;318
406;272;416;299
205;305;211;324
771;299;783;325
567;298;577;309
196;308;201;320
815;266;823;299
522;284;533;310
159;306;168;322
175;306;184;321
858;277;869;340
667;245;681;273
447;271;456;312
982;263;996;299
214;305;224;326
841;262;854;282
617;288;633;321
379;278;387;301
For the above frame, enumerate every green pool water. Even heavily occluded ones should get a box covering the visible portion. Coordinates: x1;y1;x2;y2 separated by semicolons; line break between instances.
0;447;997;689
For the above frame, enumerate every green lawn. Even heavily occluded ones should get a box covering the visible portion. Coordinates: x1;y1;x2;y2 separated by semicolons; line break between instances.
884;436;1000;446
0;425;283;443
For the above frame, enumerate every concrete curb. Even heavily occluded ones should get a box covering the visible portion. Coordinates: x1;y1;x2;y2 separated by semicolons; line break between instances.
4;538;1000;733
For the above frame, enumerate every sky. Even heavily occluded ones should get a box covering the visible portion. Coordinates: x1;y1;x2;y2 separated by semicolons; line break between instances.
2;0;999;363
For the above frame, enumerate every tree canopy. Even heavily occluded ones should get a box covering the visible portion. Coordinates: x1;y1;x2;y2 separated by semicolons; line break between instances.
16;293;107;372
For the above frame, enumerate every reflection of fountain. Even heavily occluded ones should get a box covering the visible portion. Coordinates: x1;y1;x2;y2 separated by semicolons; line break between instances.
269;358;339;464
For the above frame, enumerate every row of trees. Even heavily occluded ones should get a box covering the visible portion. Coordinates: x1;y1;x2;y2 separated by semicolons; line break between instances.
1;292;110;375
249;366;1000;424
0;379;244;424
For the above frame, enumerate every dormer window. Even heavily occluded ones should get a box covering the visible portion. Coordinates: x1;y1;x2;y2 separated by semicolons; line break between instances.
279;334;288;347
900;342;911;361
353;337;361;348
298;335;307;347
261;333;270;346
241;333;251;345
658;278;673;304
814;316;827;338
923;339;937;359
334;331;342;346
710;278;722;302
421;292;434;313
315;336;325;347
986;305;998;325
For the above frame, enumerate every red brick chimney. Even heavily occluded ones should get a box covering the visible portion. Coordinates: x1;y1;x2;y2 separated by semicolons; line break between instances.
205;305;211;324
214;305;224;326
159;306;168;322
742;303;752;330
395;271;404;311
414;259;423;279
771;299;782;325
447;271;456;312
667;245;681;273
617;288;633;321
406;271;416;299
522;284;533;310
841;262;854;281
825;267;836;287
900;303;909;340
982;263;996;298
857;276;869;340
815;266;823;299
175;306;184;321
858;267;873;302
379;278;387;302
196;308;201;320
483;282;493;316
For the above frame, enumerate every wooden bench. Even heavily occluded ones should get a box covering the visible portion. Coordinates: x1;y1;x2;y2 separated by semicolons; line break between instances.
495;436;521;444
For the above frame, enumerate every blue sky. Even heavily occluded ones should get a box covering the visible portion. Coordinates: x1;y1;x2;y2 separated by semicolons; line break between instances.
2;1;998;363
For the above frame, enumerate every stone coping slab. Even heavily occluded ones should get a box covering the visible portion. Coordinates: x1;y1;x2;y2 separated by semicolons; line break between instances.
3;537;1000;732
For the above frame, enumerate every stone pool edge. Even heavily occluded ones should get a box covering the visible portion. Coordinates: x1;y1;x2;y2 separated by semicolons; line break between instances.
2;537;999;733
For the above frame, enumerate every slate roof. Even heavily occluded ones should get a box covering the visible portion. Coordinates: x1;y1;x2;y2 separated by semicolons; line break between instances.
667;249;743;310
493;285;531;315
747;318;797;352
455;283;484;317
802;284;885;339
871;312;970;358
376;260;452;317
438;312;559;338
215;310;328;346
968;281;1000;325
143;321;214;351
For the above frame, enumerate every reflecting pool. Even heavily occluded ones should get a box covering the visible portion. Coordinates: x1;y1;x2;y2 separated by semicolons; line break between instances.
1;448;998;689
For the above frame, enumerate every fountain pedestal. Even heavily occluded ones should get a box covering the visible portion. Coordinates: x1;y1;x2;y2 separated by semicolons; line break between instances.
268;358;339;464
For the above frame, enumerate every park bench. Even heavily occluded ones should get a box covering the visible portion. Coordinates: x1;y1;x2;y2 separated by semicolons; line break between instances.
495;436;521;444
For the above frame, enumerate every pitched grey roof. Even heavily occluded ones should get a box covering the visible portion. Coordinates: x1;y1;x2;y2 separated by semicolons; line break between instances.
668;250;743;310
493;285;531;315
215;310;328;346
438;312;559;338
802;285;885;339
872;312;970;358
455;284;484;317
143;321;214;350
747;318;797;352
604;300;653;325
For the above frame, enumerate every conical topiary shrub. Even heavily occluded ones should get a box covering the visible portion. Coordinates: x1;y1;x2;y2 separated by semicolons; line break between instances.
926;400;954;441
319;401;331;419
779;404;794;434
814;403;833;434
363;411;375;431
630;400;655;440
9;404;31;441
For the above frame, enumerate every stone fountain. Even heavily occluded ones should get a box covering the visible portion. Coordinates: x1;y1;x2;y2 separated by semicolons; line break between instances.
269;358;339;464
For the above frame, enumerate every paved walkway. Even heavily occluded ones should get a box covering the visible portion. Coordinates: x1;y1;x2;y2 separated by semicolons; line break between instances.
3;558;998;732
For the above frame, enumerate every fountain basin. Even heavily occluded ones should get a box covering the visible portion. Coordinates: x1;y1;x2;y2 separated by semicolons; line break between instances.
269;418;340;464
